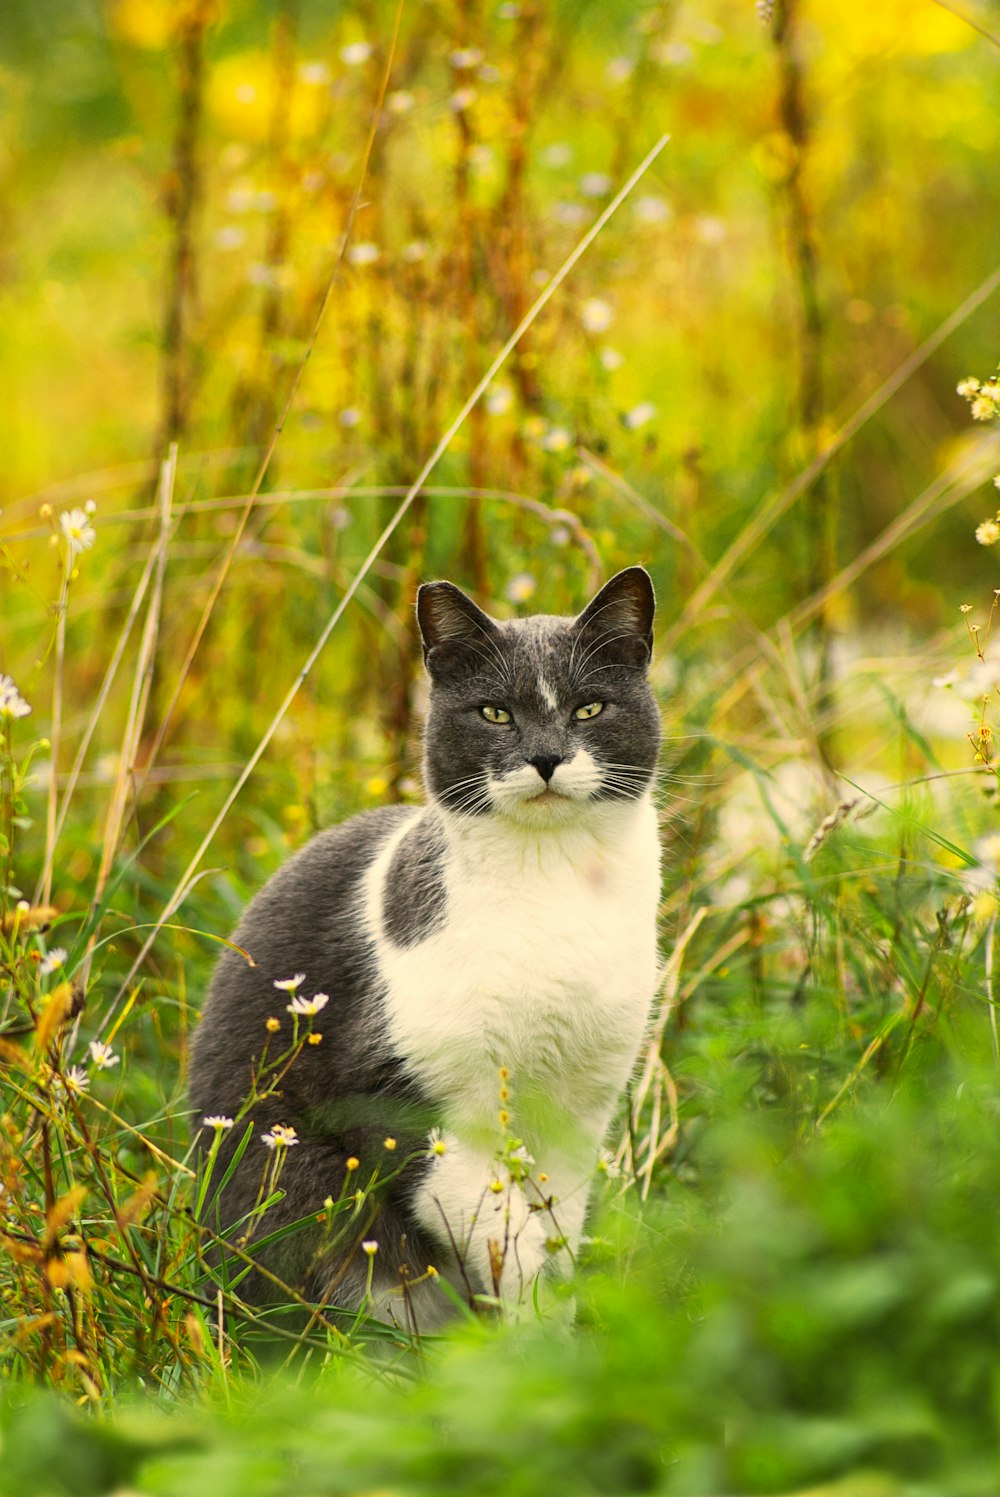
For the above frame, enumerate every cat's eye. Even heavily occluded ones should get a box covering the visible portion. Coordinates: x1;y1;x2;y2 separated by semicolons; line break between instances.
573;701;604;720
480;704;512;724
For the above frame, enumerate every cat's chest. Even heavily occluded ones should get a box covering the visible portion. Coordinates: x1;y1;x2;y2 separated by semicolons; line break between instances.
361;807;660;1110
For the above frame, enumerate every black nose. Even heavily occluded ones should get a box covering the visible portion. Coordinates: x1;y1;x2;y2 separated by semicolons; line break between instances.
528;754;562;783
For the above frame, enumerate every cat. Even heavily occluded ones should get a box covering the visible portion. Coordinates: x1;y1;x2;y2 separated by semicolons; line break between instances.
189;565;662;1332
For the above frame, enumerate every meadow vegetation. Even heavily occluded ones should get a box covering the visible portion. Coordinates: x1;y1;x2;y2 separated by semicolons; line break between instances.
4;0;1000;1491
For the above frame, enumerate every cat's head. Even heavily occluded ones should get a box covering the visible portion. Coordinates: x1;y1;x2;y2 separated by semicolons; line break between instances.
416;568;661;827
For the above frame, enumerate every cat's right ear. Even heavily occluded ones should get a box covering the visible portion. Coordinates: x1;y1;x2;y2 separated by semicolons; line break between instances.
416;582;499;679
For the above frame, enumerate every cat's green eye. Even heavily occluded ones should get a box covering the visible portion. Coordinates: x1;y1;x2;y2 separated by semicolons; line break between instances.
481;704;512;724
573;701;604;721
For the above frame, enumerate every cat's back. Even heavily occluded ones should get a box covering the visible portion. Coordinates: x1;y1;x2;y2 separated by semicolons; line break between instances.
189;803;416;1119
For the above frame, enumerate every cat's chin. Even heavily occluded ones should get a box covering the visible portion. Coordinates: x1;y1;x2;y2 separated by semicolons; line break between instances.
492;787;590;828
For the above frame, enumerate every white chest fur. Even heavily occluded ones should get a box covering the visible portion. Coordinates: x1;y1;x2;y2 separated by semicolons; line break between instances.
361;797;661;1152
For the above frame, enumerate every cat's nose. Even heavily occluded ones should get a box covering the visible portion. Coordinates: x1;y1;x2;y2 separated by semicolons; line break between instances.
528;754;562;782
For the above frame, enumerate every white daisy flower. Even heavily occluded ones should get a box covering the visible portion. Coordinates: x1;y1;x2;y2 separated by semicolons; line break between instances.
65;1066;90;1092
341;41;372;66
202;1115;235;1130
485;385;514;416
273;973;307;993
286;991;330;1017
0;675;31;719
624;401;657;430
346;241;379;267
262;1124;300;1149
580;297;614;334
59;508;96;556
428;1127;447;1157
39;948;68;977
88;1040;120;1071
362;1239;379;1255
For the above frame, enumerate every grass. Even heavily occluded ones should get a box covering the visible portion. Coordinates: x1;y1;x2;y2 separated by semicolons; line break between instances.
4;0;1000;1491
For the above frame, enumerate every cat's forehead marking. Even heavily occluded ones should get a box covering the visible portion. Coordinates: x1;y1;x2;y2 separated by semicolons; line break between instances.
497;616;574;704
537;675;558;710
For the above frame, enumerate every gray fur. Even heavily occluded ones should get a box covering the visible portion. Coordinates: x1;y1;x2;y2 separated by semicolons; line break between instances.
383;813;449;949
190;568;660;1322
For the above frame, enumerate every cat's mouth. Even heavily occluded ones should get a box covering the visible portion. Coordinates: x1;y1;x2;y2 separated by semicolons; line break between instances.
526;785;573;804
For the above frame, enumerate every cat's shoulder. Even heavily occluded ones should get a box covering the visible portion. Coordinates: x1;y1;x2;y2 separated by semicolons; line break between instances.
239;803;417;918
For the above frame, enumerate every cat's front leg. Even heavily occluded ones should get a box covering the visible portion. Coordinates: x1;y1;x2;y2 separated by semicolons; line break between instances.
413;1139;585;1313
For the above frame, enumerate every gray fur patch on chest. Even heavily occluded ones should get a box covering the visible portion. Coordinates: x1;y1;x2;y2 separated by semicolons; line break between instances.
382;814;449;949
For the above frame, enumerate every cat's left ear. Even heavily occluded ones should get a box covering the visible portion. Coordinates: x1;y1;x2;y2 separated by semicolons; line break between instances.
417;580;500;678
573;567;655;667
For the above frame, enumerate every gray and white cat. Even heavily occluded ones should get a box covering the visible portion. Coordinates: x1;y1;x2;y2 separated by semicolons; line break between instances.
190;566;662;1330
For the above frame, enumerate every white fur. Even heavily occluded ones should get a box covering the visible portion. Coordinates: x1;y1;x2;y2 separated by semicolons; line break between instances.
359;787;660;1307
537;674;558;710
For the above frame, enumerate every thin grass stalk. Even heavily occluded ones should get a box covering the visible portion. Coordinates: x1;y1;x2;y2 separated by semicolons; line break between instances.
50;539;161;857
37;568;70;908
771;0;836;749
160;0;210;448
135;0;407;797
617;906;706;1189
107;131;672;1018
88;449;176;943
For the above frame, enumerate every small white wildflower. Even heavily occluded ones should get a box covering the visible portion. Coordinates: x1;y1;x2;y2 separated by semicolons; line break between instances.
362;1239;379;1255
338;407;362;429
346;241;379;267
387;89;414;114
541;142;572;168
88;1040;120;1071
202;1114;235;1130
580;297;614;334
600;347;624;372
262;1124;300;1149
401;239;428;264
39;948;67;977
84;500;97;516
485;385;514;416
507;1144;535;1166
0;675;31;719
341;41;372;66
215;226;246;250
542;427;572;453
299;61;331;86
65;1066;90;1093
506;572;537;604
247;262;279;288
273;973;307;993
579;172;612;198
449;46;484;69
59;508;96;556
634;194;672;225
694;214;727;245
957;377;981;399
429;1127;447;1157
972;395;998;422
450;87;477;112
287;991;330;1017
624;401;657;430
976;519;1000;547
974;834;1000;870
553;202;587;227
